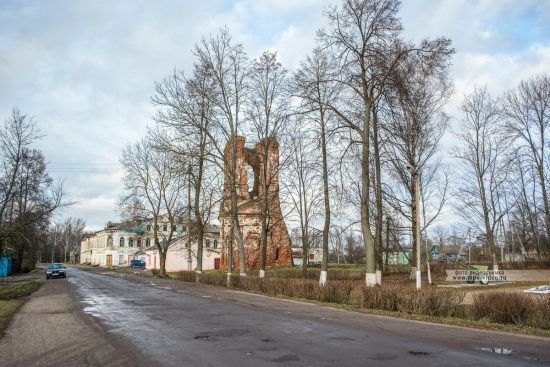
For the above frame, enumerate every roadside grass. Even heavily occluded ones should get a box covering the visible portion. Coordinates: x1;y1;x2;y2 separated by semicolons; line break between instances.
0;281;41;335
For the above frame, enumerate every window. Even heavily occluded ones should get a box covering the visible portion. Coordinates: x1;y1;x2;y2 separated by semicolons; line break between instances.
119;237;125;247
275;248;279;260
107;236;113;247
163;224;168;231
172;225;176;232
156;225;160;230
129;238;134;247
146;238;151;247
309;253;314;260
205;240;211;248
146;224;151;231
182;225;187;232
213;240;218;249
137;239;142;247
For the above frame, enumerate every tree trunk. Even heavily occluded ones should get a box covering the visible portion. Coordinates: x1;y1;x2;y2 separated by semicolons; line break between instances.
227;225;233;287
159;250;166;277
536;163;550;248
320;109;330;287
229;138;246;277
259;141;270;279
362;130;376;286
372;108;383;284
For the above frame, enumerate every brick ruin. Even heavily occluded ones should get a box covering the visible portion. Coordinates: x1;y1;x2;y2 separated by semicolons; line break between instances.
219;136;293;270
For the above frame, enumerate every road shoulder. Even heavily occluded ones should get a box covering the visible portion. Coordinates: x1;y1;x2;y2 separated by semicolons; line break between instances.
0;276;151;367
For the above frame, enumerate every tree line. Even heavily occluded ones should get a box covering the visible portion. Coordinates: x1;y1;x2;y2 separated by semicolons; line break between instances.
0;108;71;271
120;0;549;284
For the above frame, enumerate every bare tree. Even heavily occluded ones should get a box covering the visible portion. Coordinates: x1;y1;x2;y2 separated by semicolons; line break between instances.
0;108;42;256
454;87;513;269
318;0;453;285
509;157;544;261
59;217;86;263
0;108;65;271
503;74;550;245
120;137;185;276
247;50;290;278
152;62;221;281
284;120;323;277
382;44;452;286
294;47;339;285
193;28;250;280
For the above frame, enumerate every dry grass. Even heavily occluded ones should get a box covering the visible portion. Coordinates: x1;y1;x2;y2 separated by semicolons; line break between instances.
361;284;465;318
470;292;550;329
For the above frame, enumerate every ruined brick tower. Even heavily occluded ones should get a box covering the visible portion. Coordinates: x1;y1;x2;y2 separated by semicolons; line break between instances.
219;136;293;270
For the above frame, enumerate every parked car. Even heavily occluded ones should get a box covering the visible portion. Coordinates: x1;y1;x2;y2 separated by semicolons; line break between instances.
46;263;66;279
130;259;146;268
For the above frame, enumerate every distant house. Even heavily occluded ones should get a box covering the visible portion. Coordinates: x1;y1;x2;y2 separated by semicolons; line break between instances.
431;245;468;263
290;227;323;266
144;225;221;271
436;252;468;263
383;251;410;265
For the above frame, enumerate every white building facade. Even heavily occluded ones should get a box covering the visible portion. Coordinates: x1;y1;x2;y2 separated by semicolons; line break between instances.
144;226;221;271
81;220;185;267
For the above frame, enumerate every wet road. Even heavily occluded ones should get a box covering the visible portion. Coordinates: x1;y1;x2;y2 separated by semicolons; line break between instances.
66;267;549;367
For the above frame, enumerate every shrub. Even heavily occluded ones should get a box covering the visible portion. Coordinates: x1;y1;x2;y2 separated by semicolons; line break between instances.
168;271;196;282
470;292;534;325
528;295;550;329
361;285;464;318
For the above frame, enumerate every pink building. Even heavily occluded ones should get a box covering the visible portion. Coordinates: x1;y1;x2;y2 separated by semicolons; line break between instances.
144;227;221;272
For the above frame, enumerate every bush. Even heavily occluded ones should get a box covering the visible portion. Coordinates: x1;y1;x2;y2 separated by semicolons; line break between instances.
361;285;464;318
528;295;550;329
179;271;355;305
168;271;197;282
470;292;550;328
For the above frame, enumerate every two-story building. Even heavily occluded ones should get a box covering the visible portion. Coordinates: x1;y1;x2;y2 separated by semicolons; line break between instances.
80;219;221;271
144;225;222;271
80;218;185;267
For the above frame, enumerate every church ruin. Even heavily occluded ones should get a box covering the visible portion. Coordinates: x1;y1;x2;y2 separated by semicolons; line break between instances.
219;136;292;270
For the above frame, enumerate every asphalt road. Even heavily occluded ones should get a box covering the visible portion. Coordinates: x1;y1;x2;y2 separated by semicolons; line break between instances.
1;267;549;367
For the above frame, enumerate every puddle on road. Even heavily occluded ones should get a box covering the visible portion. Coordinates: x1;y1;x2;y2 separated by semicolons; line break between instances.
476;347;513;355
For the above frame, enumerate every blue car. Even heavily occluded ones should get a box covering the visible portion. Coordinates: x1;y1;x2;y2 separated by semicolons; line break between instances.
130;259;145;268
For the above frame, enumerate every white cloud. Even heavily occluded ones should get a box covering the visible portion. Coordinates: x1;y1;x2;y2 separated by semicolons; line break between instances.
0;0;548;231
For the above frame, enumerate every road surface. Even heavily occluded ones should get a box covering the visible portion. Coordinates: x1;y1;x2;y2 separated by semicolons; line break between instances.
1;266;549;366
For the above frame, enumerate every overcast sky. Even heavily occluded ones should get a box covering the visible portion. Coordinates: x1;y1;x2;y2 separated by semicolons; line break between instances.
1;0;549;231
